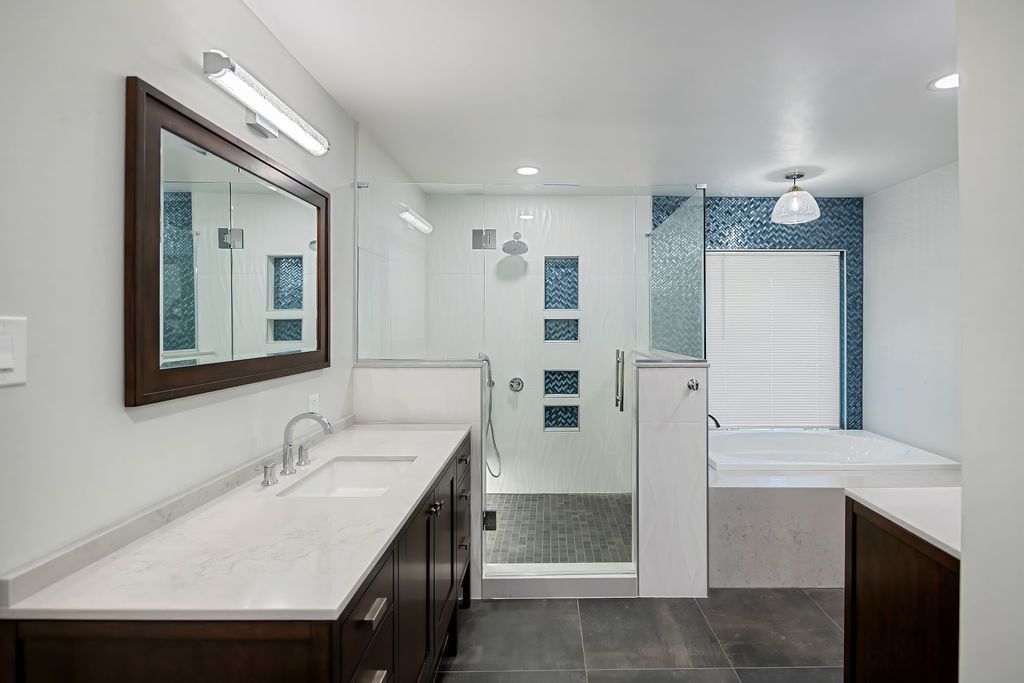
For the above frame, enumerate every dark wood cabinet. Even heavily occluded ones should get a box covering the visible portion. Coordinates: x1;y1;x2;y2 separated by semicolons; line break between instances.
845;497;960;683
1;435;472;683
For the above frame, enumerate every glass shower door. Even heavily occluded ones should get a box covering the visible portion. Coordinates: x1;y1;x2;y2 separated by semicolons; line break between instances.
478;187;638;577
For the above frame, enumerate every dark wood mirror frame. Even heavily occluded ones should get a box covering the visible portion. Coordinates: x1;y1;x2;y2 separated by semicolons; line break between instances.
124;77;330;406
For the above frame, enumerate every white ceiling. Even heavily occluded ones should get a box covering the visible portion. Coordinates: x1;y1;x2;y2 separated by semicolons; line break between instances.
243;0;957;196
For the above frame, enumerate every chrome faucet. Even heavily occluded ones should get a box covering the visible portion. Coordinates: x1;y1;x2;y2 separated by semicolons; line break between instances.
282;412;333;475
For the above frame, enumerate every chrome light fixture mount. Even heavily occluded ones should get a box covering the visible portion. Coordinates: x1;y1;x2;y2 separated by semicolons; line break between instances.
771;170;821;225
203;49;330;157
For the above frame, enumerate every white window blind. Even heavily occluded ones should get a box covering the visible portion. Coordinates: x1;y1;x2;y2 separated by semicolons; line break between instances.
706;251;841;428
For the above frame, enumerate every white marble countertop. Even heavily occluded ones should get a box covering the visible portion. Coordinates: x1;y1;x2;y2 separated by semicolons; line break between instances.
845;486;961;559
0;424;471;621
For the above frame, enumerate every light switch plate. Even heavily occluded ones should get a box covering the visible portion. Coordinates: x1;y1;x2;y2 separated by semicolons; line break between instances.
0;317;27;386
308;393;320;413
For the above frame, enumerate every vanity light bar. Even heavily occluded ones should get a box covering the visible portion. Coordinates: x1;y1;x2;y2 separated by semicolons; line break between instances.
203;50;330;157
397;203;434;234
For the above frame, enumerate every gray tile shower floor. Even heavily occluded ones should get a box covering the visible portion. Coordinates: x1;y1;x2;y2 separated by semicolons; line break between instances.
438;589;845;682
484;493;633;564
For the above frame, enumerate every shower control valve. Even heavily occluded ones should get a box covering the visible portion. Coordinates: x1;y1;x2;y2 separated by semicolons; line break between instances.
687;379;700;391
509;377;524;392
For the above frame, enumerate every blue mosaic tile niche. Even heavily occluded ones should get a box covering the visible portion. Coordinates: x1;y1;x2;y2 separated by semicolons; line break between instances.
272;319;303;342
544;318;579;342
544;370;580;396
544;405;580;430
544;257;579;309
272;256;304;310
161;192;196;352
650;194;705;357
654;195;863;428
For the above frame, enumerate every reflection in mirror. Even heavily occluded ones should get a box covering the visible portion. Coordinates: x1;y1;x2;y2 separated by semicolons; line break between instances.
159;130;318;369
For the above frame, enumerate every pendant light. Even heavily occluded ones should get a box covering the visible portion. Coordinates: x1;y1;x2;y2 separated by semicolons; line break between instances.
771;171;821;225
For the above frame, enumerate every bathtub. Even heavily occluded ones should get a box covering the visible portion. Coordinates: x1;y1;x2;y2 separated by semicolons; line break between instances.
709;429;960;472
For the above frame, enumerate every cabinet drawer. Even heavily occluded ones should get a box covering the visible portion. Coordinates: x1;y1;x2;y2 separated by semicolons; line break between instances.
341;552;394;683
455;477;471;579
350;612;394;683
454;437;471;487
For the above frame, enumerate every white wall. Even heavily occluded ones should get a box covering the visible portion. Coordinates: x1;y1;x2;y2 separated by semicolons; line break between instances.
356;131;428;359
0;0;368;575
957;0;1024;678
863;163;961;459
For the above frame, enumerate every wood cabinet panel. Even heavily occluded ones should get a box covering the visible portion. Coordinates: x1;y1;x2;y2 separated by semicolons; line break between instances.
340;552;394;683
432;465;456;650
396;499;433;683
845;498;960;683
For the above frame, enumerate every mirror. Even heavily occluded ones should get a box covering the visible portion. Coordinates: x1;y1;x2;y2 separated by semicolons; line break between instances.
126;78;330;406
160;130;319;368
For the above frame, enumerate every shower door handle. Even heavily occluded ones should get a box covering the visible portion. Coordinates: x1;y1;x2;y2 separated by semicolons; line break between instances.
614;350;625;412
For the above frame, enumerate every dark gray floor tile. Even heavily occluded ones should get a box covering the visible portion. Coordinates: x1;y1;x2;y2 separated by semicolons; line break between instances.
802;589;844;628
436;672;587;682
588;669;739;682
697;589;843;668
736;667;843;683
440;599;585;671
579;598;731;670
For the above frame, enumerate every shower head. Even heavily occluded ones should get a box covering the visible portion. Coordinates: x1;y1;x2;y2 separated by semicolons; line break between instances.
502;232;529;255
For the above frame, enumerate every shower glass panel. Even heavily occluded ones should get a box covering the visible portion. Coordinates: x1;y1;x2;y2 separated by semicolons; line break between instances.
649;188;706;358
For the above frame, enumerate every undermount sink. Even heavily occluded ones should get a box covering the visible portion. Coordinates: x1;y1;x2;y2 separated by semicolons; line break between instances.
278;456;417;498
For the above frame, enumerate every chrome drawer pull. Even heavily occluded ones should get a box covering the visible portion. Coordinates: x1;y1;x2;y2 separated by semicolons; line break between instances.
458;538;469;550
360;596;388;631
458;456;470;465
458;490;470;501
358;670;388;683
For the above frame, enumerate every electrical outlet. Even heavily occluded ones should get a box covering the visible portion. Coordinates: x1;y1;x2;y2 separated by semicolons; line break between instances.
308;393;320;413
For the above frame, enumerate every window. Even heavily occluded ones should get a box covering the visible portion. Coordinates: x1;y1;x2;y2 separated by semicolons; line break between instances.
706;251;842;428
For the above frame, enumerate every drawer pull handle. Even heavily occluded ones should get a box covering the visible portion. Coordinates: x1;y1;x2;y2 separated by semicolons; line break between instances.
358;670;388;683
360;596;388;631
459;491;470;500
458;538;469;550
458;457;470;465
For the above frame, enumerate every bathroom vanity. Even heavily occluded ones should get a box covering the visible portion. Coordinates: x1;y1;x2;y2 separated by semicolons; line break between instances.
844;487;961;682
0;426;472;683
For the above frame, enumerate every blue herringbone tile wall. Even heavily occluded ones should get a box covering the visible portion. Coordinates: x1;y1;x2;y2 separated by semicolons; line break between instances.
652;195;863;428
544;405;580;430
544;370;580;396
544;318;579;341
272;319;302;342
544;257;579;309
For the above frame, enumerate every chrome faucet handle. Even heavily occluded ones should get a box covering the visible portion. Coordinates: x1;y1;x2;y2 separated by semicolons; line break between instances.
281;444;297;475
261;462;279;487
297;443;312;467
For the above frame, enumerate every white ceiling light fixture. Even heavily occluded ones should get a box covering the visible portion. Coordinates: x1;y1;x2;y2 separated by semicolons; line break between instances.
771;171;821;225
928;73;960;90
519;213;535;220
397;203;433;234
515;166;540;176
203;49;330;156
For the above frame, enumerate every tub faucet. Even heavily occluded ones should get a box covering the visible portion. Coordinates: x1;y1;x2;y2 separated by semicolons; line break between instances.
708;413;721;429
282;412;333;475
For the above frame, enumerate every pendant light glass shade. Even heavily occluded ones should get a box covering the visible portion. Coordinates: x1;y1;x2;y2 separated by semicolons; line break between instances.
771;173;821;225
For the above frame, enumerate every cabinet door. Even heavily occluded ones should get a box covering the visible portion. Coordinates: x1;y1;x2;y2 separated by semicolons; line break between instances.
432;467;456;644
396;500;433;683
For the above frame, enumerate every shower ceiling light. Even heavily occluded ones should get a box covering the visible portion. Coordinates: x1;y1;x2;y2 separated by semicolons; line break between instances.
397;203;433;234
928;73;960;90
203;49;330;156
771;171;821;225
519;213;535;220
515;166;540;176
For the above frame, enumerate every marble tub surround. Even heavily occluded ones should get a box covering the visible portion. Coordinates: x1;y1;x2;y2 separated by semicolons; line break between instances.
0;424;470;621
0;413;356;608
845;486;961;558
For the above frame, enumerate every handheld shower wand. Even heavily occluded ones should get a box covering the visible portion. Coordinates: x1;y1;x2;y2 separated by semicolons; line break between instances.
479;353;502;478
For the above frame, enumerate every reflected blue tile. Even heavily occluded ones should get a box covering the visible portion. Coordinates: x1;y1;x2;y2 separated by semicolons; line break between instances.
272;319;302;342
273;256;304;310
162;191;196;351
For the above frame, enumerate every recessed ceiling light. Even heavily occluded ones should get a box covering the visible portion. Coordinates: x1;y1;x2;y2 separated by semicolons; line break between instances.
515;166;540;176
928;73;959;90
519;213;535;220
